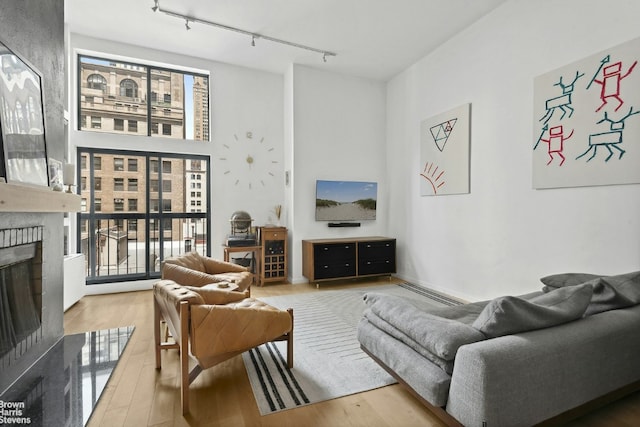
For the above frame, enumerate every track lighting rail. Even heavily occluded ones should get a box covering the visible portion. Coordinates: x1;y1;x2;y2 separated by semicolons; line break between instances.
151;0;337;62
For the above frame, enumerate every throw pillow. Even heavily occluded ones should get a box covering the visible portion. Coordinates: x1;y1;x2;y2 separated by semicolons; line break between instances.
602;271;640;304
541;270;640;305
472;284;593;338
580;277;636;316
540;272;601;290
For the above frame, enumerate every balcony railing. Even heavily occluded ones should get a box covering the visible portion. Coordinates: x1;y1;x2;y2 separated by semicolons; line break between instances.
80;215;208;283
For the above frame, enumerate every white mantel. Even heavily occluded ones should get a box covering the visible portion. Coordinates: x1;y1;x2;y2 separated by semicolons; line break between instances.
0;183;80;213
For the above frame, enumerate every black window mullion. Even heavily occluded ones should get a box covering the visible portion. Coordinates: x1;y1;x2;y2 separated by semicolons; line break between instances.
145;155;152;274
205;158;212;257
146;68;152;136
76;56;82;131
88;152;97;278
158;155;164;263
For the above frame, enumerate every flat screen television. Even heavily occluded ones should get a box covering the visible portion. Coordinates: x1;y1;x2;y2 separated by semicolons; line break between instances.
315;180;377;221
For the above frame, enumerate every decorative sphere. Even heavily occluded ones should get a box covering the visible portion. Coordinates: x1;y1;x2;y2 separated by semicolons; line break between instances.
230;210;252;233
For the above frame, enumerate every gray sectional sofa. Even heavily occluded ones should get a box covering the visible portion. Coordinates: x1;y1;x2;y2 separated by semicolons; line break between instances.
357;271;640;426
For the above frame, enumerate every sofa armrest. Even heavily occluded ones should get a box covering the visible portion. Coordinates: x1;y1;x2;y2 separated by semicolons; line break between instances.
153;280;204;342
447;305;640;427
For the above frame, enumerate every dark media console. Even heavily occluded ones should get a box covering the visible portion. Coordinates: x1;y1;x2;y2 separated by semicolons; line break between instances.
328;222;361;227
302;236;396;283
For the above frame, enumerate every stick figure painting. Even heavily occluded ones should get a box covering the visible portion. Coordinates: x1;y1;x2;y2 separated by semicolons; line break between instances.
420;103;470;196
533;36;640;189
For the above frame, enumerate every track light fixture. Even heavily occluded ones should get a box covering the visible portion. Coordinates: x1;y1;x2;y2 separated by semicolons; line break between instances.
150;1;336;62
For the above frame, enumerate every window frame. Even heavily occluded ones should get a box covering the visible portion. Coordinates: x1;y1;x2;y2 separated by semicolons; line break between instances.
77;54;210;141
76;147;211;284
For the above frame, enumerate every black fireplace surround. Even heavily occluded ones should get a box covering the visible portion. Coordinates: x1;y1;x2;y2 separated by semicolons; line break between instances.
0;216;63;398
0;227;43;372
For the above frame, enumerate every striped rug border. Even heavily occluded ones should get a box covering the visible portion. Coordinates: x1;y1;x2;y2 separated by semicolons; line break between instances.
248;341;310;412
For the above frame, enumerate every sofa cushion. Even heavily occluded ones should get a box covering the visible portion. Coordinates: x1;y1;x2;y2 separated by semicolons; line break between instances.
164;251;205;272
364;293;486;361
363;308;456;374
162;262;216;287
185;285;249;305
472;284;593;338
541;270;640;305
358;318;453;407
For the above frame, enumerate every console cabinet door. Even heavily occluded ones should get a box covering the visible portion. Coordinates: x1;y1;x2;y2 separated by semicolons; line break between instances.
313;243;357;279
358;240;396;276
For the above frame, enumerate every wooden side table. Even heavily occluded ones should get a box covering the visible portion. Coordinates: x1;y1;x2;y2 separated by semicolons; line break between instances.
223;245;262;286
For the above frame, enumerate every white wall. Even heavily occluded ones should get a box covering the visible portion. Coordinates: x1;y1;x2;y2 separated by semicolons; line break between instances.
288;65;387;282
387;0;640;301
68;34;284;292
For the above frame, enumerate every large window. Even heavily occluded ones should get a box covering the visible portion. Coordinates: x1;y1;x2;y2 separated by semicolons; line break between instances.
77;148;210;284
78;55;210;141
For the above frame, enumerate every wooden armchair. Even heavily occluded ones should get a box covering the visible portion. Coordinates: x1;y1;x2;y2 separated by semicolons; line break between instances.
153;279;293;414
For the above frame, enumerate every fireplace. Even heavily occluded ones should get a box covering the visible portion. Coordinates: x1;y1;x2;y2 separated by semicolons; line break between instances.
0;190;80;396
0;227;43;370
0;219;62;397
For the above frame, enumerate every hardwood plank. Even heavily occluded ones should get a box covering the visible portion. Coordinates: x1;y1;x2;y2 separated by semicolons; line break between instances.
63;278;640;426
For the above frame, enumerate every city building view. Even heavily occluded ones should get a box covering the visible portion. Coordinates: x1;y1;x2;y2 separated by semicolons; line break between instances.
77;56;210;282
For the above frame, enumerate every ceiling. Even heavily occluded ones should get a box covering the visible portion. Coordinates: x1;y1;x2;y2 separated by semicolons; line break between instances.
65;0;507;82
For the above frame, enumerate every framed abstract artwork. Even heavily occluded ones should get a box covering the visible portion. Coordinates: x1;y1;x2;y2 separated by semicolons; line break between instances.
419;103;471;196
533;37;640;189
0;38;49;187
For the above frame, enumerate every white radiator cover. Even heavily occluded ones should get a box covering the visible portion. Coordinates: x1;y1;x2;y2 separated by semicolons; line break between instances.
64;253;85;311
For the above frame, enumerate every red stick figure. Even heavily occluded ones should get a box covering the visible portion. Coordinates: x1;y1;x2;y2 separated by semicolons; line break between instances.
534;124;574;166
588;56;637;112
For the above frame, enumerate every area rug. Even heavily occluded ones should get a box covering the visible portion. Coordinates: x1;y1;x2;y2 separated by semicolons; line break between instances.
242;282;460;415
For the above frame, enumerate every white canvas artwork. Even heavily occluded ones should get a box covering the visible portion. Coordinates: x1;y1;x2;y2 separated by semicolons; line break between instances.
533;36;640;189
419;103;470;196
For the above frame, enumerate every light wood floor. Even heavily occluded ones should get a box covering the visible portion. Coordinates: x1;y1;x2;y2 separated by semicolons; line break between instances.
63;278;640;427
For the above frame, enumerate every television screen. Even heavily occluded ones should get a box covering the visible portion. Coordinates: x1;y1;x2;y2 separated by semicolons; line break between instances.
315;180;377;221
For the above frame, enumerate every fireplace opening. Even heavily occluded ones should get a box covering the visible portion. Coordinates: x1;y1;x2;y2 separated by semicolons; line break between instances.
0;242;42;360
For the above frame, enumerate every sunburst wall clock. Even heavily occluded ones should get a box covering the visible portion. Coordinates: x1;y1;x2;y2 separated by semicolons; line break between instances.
219;131;279;190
